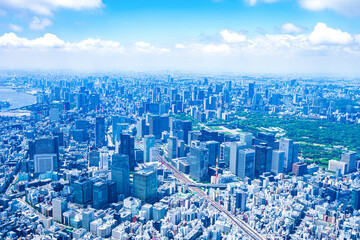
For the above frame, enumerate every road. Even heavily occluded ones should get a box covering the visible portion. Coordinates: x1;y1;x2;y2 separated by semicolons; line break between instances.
158;155;265;240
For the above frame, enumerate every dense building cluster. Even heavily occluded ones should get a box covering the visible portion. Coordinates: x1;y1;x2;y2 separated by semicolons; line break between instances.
0;72;359;239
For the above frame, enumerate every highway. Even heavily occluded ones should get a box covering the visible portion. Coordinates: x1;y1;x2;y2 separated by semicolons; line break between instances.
158;155;265;240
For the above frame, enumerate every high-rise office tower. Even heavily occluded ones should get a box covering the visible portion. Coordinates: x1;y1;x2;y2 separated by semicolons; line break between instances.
237;149;255;179
188;146;209;182
93;181;108;209
95;116;106;147
76;92;87;110
52;198;67;223
149;115;169;139
204;141;220;167
279;138;298;172
220;142;231;167
257;132;275;149
167;136;178;161
240;132;253;148
76;119;88;131
351;188;360;210
178;140;185;158
136;118;148;139
74;119;88;142
52;130;64;147
112;115;130;142
235;190;247;212
89;93;100;111
111;154;130;197
133;169;158;204
89;151;100;167
341;151;357;173
73;178;93;205
82;208;95;231
254;144;273;177
143;135;155;163
248;82;255;100
229;142;246;176
32;137;60;173
119;133;135;171
107;181;117;204
182;121;192;144
272;150;285;174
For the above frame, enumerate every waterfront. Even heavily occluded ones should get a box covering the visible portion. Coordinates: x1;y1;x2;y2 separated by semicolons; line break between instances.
0;87;36;111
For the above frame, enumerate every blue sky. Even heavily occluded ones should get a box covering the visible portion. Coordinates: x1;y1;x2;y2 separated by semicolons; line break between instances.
0;0;360;75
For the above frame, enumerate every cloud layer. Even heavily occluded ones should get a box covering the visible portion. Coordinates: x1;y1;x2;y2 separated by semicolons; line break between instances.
0;22;359;75
299;0;360;17
245;0;360;17
0;0;103;16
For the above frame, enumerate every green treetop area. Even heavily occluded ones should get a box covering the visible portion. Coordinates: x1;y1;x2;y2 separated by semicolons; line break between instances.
230;112;360;167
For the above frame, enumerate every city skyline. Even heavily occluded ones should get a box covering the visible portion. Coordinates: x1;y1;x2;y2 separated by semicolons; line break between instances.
0;0;360;75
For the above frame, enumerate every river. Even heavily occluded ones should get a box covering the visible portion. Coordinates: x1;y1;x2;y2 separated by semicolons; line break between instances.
0;87;36;111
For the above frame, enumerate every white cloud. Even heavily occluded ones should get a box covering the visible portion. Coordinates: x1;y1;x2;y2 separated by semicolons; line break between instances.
0;22;360;75
135;41;170;53
281;23;305;34
9;23;23;32
355;34;360;44
0;0;103;16
203;44;230;53
0;32;123;51
309;23;353;45
30;17;52;30
299;0;360;17
0;33;64;48
220;30;246;43
175;43;185;49
245;0;281;7
73;38;122;51
135;41;152;48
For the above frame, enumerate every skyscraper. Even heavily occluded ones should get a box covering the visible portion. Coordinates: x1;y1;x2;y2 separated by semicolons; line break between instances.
143;135;155;163
248;82;255;100
133;169;158;204
95;116;106;147
52;197;67;223
149;115;169;139
119;132;135;171
235;190;247;212
106;181;117;204
351;188;360;210
203;141;220;167
257;132;275;149
188;146;209;182
136;117;148;139
237;149;255;179
32;137;60;173
279;138;298;173
229;142;246;176
93;181;108;209
82;208;95;231
167;136;178;161
111;154;130;197
239;132;253;148
73;178;93;205
341;151;357;173
254;144;273;177
272;150;285;174
220;142;231;167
